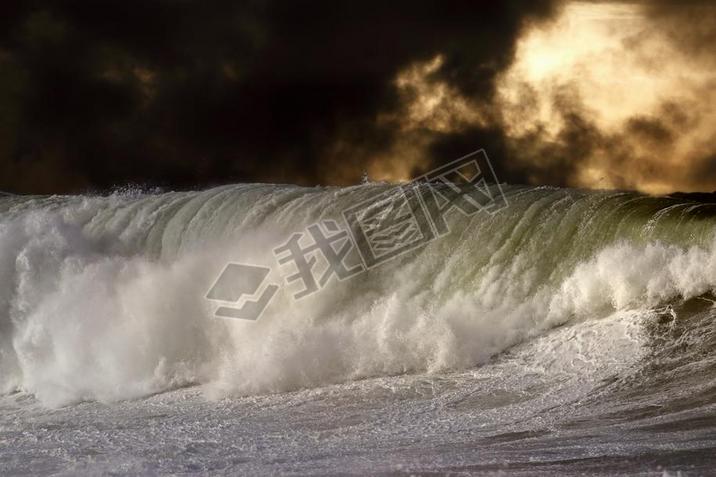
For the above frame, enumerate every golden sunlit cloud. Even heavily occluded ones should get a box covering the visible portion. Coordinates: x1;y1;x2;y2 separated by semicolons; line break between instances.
364;55;489;183
392;55;487;134
497;1;716;194
328;1;716;193
325;54;489;185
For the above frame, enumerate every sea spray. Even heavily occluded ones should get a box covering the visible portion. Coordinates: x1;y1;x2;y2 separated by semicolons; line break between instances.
1;185;715;406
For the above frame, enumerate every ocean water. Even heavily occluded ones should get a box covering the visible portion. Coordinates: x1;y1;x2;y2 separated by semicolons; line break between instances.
1;184;715;475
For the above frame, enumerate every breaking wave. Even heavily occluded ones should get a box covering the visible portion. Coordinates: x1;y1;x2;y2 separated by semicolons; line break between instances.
1;184;715;407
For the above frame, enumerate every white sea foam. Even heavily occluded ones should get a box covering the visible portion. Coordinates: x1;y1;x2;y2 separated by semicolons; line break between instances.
0;185;714;406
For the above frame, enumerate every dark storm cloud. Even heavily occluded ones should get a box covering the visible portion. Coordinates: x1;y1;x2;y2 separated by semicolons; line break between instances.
0;0;557;194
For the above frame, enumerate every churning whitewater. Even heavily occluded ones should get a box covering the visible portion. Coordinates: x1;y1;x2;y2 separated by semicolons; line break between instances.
2;184;716;474
1;184;715;407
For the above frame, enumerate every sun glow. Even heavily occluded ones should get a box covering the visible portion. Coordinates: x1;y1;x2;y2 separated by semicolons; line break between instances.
497;1;716;193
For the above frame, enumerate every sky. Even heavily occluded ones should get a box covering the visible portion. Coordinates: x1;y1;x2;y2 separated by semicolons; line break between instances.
0;0;714;195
